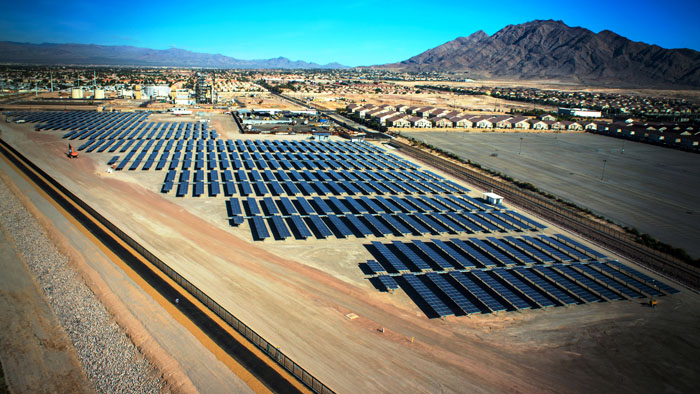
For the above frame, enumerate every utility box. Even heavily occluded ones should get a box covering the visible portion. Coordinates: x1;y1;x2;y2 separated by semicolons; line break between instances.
483;192;503;206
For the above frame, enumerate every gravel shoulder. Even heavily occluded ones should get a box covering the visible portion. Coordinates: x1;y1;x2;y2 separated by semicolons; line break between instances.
0;172;164;394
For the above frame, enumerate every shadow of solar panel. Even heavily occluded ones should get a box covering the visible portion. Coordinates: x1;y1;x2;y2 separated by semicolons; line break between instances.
249;217;270;241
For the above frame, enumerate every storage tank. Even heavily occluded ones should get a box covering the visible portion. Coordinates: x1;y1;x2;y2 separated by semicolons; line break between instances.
94;88;105;99
71;88;84;99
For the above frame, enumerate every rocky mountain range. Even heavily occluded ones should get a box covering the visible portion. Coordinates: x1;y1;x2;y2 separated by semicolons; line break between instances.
0;41;347;69
380;20;700;87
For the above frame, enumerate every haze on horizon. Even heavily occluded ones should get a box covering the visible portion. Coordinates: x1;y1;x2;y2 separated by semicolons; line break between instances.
1;0;699;67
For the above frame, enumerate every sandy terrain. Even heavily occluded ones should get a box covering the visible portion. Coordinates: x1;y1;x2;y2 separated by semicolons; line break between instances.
2;120;699;393
286;91;556;114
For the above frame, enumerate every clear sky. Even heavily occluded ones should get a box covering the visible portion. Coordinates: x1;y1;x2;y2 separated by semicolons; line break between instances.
1;0;699;66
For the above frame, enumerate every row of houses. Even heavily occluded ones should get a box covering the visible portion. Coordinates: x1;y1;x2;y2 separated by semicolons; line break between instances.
586;121;700;152
346;103;590;131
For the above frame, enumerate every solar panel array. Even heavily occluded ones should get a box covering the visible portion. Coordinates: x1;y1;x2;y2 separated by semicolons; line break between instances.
17;111;679;320
363;237;678;318
17;111;552;242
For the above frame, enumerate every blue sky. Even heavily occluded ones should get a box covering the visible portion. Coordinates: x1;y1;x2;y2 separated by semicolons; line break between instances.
1;0;699;66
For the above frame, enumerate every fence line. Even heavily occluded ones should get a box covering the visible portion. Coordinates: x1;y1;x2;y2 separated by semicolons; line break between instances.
0;139;335;394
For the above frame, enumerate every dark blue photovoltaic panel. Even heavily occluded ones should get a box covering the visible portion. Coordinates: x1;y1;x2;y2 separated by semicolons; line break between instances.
306;215;333;238
450;239;497;268
270;216;291;239
575;264;642;299
471;270;531;310
492;268;555;308
444;212;482;233
397;213;430;235
377;275;399;291
430;239;475;269
328;196;352;214
606;261;679;294
374;196;401;213
227;198;242;216
425;273;480;315
327;215;353;237
345;215;373;237
359;196;383;214
553;234;607;260
430;213;468;234
362;214;392;236
288;215;312;239
370;242;410;273
402;274;454;317
279;197;298;215
250;216;270;241
312;197;333;215
464;213;500;232
343;197;368;214
522;236;572;262
379;214;412;235
469;238;518;266
504;236;555;264
176;181;188;197
239;180;253;196
538;235;591;261
486;237;536;265
450;272;507;312
479;212;518;232
513;267;578;305
557;265;622;301
507;210;547;230
261;197;279;215
411;240;454;271
391;241;432;272
535;267;601;303
366;259;387;275
223;181;236;196
245;197;261;216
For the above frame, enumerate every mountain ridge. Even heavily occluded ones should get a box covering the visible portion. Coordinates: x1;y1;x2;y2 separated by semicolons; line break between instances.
378;20;700;87
0;41;348;69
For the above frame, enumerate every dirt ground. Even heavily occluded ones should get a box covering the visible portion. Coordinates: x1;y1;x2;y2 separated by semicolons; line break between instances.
0;218;93;394
2;120;700;394
286;91;556;114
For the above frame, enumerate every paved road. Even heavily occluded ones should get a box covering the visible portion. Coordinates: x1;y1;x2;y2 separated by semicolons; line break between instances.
405;131;700;258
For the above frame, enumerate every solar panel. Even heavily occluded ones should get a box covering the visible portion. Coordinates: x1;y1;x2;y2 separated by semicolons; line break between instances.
270;216;291;240
245;197;261;216
469;238;518;266
278;197;298;215
491;268;555;308
250;216;270;241
402;274;454;318
261;197;279;215
450;239;497;268
556;265;623;301
444;212;482;233
397;213;430;235
430;213;468;234
506;210;547;230
479;212;518;232
345;215;373;237
379;214;412;235
522;236;572;262
328;196;352;214
326;215;353;237
606;261;679;294
362;214;393;236
306;215;333;238
413;213;448;234
287;215;312;239
534;267;601;303
450;272;507;312
504;236;555;264
312;197;334;215
425;273;481;315
370;242;410;273
464;212;500;232
552;234;608;260
411;240;454;271
223;181;236;196
176;181;188;197
513;267;578;305
486;237;536;265
471;270;531;310
377;275;399;291
574;263;643;299
391;241;432;272
537;235;591;261
430;239;475;269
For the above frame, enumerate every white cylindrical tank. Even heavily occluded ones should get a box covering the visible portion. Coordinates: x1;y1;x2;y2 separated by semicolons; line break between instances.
71;88;84;99
94;88;105;99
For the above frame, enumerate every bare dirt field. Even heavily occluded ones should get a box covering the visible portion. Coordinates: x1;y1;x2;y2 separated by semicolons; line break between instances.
2;120;699;394
404;131;700;259
286;91;556;114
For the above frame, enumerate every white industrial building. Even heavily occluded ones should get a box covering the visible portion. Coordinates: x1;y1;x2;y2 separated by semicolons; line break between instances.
142;85;171;100
558;107;602;118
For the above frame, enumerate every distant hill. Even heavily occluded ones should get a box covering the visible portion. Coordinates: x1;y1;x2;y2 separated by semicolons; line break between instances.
378;20;700;87
0;41;348;69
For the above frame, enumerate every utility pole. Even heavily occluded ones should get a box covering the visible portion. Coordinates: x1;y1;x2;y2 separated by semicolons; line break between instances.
519;137;524;155
50;72;54;92
601;159;608;180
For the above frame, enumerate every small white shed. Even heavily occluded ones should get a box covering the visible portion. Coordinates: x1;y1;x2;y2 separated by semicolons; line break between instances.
483;192;503;206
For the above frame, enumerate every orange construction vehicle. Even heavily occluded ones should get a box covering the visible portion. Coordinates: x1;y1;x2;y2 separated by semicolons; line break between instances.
68;144;78;159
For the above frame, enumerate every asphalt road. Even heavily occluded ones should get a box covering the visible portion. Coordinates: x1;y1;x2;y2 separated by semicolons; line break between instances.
404;131;700;258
